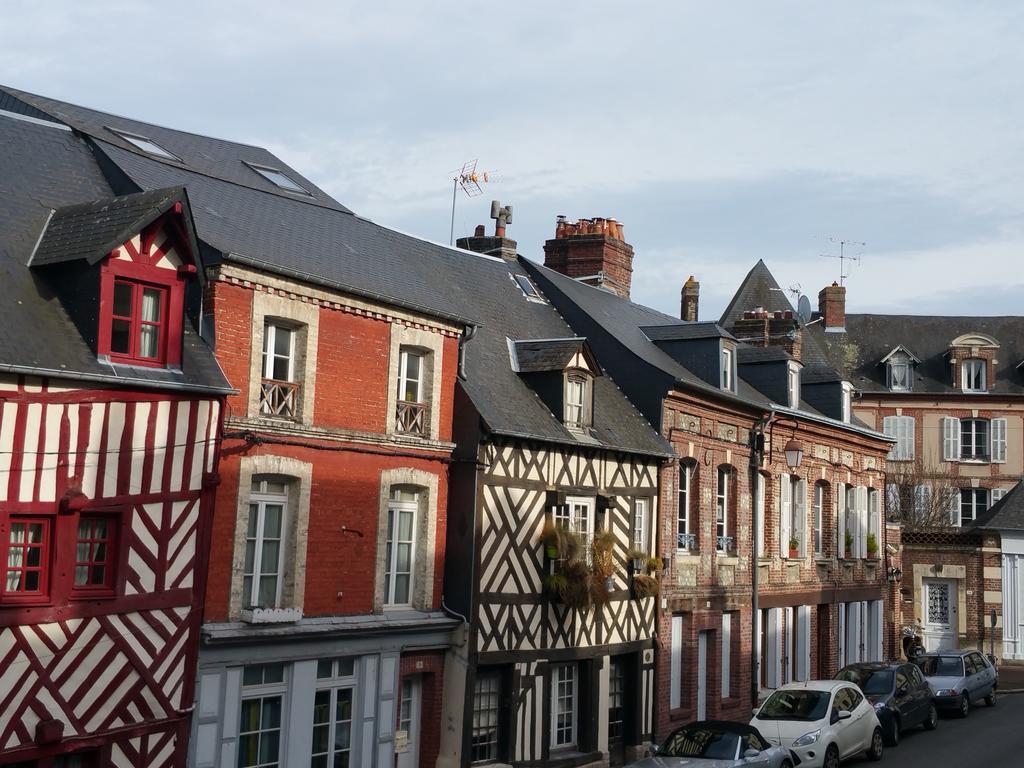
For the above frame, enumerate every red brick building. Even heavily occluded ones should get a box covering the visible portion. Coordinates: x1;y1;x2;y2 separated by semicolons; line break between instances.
528;240;894;738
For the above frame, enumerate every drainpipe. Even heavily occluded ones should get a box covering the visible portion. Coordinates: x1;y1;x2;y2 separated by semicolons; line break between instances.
458;324;477;381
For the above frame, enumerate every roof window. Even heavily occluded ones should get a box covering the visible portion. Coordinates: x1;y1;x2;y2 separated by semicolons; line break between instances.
246;163;310;194
109;129;180;161
513;273;545;301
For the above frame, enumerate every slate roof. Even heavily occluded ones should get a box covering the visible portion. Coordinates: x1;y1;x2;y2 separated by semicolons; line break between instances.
3;87;669;457
641;322;735;342
972;481;1024;531
31;187;191;267
1;86;349;213
819;314;1024;396
738;345;793;364
511;339;596;374
0;110;230;393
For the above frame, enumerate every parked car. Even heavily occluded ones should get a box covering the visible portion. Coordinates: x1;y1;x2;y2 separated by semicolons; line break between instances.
630;720;796;767
913;649;998;717
751;680;884;768
835;662;938;746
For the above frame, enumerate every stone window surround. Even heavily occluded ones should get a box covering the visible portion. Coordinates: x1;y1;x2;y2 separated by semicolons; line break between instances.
247;291;320;425
374;467;439;613
229;454;313;620
386;326;445;440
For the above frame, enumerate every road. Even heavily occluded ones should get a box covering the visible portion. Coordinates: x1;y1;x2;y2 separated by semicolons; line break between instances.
844;691;1024;768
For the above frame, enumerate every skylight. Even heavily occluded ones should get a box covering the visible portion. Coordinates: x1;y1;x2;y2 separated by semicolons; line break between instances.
109;129;180;161
513;274;545;302
246;163;310;194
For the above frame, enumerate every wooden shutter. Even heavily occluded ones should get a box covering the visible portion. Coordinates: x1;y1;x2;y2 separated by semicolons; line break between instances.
755;475;765;558
784;607;794;683
992;418;1007;463
943;417;961;461
883;416;897;460
857;486;869;558
836;483;846;557
902;416;916;460
838;604;846;668
766;608;781;688
795;605;811;681
868;489;881;545
948;488;961;526
780;476;792;558
794;479;808;556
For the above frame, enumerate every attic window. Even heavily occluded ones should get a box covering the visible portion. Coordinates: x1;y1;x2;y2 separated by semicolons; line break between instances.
109;129;180;161
887;354;913;391
962;358;987;393
787;362;801;408
246;163;310;195
564;372;593;431
513;273;544;301
720;346;736;392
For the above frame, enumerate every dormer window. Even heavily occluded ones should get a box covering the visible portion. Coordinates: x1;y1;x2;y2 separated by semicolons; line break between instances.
841;382;853;423
721;346;735;392
962;358;986;392
888;356;912;391
564;372;591;430
787;362;801;408
109;280;167;363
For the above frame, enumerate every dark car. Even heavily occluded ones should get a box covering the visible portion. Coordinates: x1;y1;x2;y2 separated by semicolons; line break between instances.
835;662;937;746
913;649;998;717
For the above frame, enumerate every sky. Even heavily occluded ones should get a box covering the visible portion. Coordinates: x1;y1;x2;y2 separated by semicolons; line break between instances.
3;1;1023;320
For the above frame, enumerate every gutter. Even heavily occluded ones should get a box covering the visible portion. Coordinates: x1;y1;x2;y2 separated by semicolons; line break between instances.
0;362;237;396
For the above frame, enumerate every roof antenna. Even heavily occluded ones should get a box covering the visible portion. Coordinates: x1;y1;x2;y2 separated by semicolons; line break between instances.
820;237;865;286
448;160;497;245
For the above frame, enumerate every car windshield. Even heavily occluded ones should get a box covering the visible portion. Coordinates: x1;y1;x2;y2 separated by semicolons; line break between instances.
916;656;965;677
836;668;893;695
756;690;831;721
660;727;741;759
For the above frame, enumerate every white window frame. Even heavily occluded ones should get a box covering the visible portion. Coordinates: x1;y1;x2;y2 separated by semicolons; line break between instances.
239;664;287;768
961;418;991;461
384;489;418;607
312;665;356;768
883;415;915;461
677;461;694;551
888;356;912;391
551;664;577;748
262;322;296;383
632;498;649;553
562;496;595;560
398;347;425;405
244;479;289;609
813;482;824;555
787;362;801;408
841;382;853;423
962;358;987;392
721;346;734;391
471;670;502;763
716;466;731;551
959;488;989;526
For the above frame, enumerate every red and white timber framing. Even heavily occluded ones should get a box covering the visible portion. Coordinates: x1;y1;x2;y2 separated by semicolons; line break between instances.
0;374;223;767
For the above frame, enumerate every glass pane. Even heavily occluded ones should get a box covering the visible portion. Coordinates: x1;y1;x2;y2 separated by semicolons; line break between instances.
398;510;414;540
396;543;411;571
240;698;261;727
263;505;283;538
111;319;131;354
242;576;253;604
337;658;355;677
244;541;256;573
26;547;42;567
141;288;161;322
10;523;26;543
317;660;333;679
404;352;421;381
113;282;133;317
90;565;106;585
337;689;353;719
258;730;279;764
272;355;290;382
25;572;39;590
237;733;259;765
94;542;106;562
139;324;158;358
263;664;284;684
394;574;410;603
260;542;280;574
76;542;90;561
274;327;292;357
27;524;43;543
335;721;351;749
258;576;278;606
261;697;282;728
74;565;88;585
247;504;259;536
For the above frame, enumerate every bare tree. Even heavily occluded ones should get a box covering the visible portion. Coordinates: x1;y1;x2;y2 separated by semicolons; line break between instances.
885;454;959;531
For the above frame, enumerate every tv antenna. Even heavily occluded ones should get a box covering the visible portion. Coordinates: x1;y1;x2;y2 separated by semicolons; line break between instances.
448;160;496;244
821;237;865;286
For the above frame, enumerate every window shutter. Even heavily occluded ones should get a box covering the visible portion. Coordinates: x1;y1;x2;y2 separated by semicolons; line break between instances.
883;416;897;460
780;476;792;558
942;417;961;461
992;418;1007;463
755;476;766;558
869;489;880;544
948;488;961;526
838;604;847;668
784;607;794;683
904;417;916;460
795;479;808;555
856;486;869;558
836;483;846;557
721;613;731;698
670;615;683;709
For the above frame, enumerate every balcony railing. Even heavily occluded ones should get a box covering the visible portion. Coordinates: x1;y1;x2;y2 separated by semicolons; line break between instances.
260;378;299;418
716;535;735;553
395;400;428;436
676;532;697;552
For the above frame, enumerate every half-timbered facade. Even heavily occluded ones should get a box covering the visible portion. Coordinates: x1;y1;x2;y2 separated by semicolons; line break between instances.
441;226;672;768
0;106;230;767
526;237;894;737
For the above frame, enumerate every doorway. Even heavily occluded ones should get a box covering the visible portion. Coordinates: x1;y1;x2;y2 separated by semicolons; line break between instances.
922;579;958;651
697;631;710;720
395;675;421;768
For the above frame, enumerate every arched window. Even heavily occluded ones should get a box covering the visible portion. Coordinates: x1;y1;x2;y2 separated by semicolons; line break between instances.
677;460;698;552
716;466;735;552
384;486;421;606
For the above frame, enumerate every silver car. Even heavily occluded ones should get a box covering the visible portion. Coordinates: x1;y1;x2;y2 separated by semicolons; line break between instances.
629;720;796;768
913;649;998;717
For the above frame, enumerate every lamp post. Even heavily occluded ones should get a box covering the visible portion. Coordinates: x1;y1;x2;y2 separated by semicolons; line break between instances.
750;416;802;708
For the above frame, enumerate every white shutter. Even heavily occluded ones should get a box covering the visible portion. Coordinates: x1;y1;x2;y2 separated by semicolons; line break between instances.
992;418;1007;463
765;608;779;689
871;601;884;661
857;486;869;558
836;483;847;557
868;489;881;549
753;609;762;694
883;416;897;459
721;613;731;699
756;476;766;558
795;606;811;681
670;615;683;709
838;603;846;668
904;416;916;460
780;476;792;558
949;488;962;526
795;479;808;555
784;607;794;684
943;416;961;461
849;603;863;663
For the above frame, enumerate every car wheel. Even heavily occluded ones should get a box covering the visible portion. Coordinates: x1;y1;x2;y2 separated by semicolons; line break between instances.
780;761;793;768
985;687;996;707
958;692;970;718
885;716;900;747
823;743;840;768
923;703;938;730
867;726;884;761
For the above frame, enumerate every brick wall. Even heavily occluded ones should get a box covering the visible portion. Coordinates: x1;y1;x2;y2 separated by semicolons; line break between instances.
400;651;446;768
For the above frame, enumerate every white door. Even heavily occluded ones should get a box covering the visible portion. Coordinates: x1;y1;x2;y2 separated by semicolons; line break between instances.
1004;554;1024;660
922;579;958;651
396;676;421;768
697;631;709;720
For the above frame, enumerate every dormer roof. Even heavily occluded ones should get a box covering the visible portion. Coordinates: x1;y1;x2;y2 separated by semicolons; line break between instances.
949;332;999;350
879;344;921;365
509;338;601;375
640;322;736;343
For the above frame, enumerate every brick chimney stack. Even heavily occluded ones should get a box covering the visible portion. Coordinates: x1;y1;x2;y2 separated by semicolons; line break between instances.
456;201;517;260
732;309;803;360
818;282;847;331
542;216;634;298
680;275;700;321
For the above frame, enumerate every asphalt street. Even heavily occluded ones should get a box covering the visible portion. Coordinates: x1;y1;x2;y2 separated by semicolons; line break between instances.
842;691;1024;768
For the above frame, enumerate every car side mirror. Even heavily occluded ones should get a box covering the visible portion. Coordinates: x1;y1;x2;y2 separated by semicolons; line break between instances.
743;748;761;758
830;709;840;725
838;710;853;721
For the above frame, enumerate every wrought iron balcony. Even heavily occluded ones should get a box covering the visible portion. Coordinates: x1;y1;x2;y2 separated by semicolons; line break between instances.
395;399;428;436
716;535;735;553
260;378;299;419
676;532;697;552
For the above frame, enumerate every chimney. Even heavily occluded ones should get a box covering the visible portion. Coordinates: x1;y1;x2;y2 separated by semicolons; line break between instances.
542;215;634;298
731;308;802;361
456;200;517;260
680;275;700;321
818;282;846;331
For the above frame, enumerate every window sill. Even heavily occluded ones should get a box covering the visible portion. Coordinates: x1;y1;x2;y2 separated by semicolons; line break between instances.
674;550;700;559
0;596;51;607
716;554;740;564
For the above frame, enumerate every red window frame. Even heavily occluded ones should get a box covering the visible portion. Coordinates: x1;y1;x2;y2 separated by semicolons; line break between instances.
1;517;52;604
71;515;118;596
107;278;169;365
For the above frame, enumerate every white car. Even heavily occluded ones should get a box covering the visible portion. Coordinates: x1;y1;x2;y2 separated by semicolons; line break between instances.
751;680;884;768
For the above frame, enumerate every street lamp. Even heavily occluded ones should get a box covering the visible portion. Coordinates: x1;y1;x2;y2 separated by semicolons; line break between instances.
784;439;804;470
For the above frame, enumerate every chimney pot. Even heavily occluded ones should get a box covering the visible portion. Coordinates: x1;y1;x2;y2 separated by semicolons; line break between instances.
818;282;847;330
681;275;700;322
543;214;634;298
474;224;485;237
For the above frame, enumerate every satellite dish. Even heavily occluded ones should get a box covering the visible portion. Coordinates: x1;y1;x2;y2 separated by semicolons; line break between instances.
797;295;812;323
